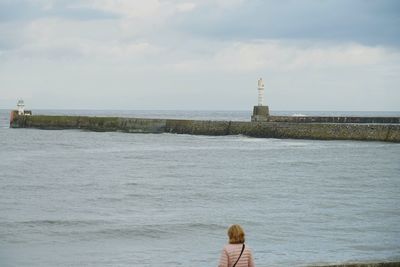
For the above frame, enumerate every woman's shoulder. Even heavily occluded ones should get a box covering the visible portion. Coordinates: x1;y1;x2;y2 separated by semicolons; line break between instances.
223;243;252;252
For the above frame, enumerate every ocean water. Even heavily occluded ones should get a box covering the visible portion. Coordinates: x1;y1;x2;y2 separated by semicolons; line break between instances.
0;109;399;267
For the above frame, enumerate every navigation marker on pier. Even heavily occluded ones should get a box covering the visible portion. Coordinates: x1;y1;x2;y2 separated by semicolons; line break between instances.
251;78;270;121
258;78;265;106
17;99;25;115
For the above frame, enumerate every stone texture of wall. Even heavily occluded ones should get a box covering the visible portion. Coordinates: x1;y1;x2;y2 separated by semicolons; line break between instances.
10;114;400;143
10;115;167;133
230;122;400;142
268;116;400;124
165;119;231;135
310;262;400;267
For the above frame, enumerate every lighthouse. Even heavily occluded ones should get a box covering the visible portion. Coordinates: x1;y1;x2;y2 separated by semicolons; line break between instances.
17;99;25;115
10;99;31;126
251;78;270;121
15;99;31;116
257;78;264;106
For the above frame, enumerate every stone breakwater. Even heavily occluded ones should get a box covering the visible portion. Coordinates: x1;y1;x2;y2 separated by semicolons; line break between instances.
267;116;400;124
9;113;400;142
310;262;400;267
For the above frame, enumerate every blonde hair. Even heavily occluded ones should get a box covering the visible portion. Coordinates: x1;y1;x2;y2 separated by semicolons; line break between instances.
228;224;245;244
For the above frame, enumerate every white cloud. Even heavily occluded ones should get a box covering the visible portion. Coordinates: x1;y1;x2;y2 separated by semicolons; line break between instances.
81;41;162;58
176;2;197;12
82;0;163;18
170;41;400;72
0;18;163;62
4;14;399;73
26;0;55;10
214;0;245;8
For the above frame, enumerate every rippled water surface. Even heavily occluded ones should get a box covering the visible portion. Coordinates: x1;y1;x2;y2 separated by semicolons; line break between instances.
0;110;399;266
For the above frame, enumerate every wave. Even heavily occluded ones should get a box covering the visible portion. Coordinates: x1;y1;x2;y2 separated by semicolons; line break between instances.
0;222;227;242
9;220;226;235
58;222;227;240
15;219;109;227
124;182;140;186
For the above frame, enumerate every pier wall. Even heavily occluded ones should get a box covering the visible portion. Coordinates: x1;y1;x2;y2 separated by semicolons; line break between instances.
268;116;400;124
310;262;400;267
9;114;400;142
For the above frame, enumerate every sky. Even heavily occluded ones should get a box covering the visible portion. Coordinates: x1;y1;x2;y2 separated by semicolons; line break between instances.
0;0;399;110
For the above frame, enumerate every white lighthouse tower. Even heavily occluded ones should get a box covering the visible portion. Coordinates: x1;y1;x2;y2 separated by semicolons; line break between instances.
251;78;270;121
257;78;265;106
17;99;25;115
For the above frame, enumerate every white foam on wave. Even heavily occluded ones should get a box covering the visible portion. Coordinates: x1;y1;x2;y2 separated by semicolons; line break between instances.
234;135;280;143
292;113;308;117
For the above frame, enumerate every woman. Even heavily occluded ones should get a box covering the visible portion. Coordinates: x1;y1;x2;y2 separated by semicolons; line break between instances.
218;224;255;267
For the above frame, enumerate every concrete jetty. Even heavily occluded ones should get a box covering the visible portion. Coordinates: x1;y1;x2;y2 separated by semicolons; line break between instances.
310;262;400;267
9;111;400;143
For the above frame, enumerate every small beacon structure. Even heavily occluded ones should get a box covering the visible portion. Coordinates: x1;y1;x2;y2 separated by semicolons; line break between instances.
17;99;25;115
16;99;32;116
251;78;269;121
10;99;32;127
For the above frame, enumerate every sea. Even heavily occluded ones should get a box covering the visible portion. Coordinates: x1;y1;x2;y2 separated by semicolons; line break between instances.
0;109;399;267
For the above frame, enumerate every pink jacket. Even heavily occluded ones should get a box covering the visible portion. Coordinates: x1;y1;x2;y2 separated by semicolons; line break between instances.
218;244;255;267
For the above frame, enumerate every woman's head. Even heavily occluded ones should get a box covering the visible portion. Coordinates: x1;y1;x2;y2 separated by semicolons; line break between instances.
227;224;245;244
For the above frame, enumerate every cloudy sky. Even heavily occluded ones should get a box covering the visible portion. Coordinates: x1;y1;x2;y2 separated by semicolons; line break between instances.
1;0;399;110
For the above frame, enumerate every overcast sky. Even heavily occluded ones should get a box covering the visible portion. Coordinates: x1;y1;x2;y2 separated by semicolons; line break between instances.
1;0;399;110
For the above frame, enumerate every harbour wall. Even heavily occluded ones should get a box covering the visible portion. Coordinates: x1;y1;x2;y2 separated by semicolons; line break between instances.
267;116;400;124
9;113;400;142
310;262;400;267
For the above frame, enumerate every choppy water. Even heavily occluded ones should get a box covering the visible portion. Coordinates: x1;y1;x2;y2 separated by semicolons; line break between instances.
0;110;399;267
